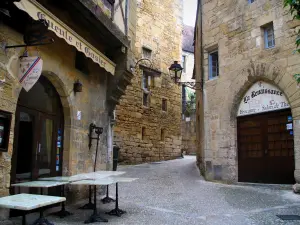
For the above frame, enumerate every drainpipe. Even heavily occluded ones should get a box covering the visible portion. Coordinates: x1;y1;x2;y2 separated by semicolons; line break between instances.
197;0;205;172
125;0;129;36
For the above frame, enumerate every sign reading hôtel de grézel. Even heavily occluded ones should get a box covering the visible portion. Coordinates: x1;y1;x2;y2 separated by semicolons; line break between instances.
237;81;290;116
14;0;115;75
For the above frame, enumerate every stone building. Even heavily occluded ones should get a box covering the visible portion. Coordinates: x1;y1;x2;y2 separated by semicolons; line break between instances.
194;0;300;183
0;0;136;221
181;24;196;155
114;0;183;164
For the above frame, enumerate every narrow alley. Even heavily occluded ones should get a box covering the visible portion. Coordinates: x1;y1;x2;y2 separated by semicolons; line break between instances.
11;156;300;225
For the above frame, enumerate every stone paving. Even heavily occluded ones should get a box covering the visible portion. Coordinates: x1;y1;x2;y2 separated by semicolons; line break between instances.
10;156;300;224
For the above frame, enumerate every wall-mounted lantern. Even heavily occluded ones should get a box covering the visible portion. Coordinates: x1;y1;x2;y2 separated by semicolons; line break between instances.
168;61;203;90
74;79;83;93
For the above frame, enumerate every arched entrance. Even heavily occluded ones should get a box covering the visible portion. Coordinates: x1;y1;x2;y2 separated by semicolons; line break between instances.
237;81;294;184
11;76;64;192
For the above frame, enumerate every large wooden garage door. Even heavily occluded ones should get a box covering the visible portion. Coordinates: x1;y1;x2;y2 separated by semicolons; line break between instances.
238;109;294;184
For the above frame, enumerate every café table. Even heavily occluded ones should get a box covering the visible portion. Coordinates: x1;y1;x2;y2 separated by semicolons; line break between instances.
12;181;69;218
74;171;125;209
105;177;138;217
39;176;84;218
71;178;118;223
0;193;65;225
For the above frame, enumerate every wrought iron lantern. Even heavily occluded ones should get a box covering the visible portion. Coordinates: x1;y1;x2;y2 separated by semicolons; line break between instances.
169;61;183;83
168;61;203;90
74;79;83;93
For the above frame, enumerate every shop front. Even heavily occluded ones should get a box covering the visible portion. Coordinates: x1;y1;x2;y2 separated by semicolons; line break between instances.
0;0;133;221
237;81;294;184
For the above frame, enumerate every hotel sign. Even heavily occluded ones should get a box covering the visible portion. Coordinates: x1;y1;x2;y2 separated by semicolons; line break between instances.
237;81;290;116
14;0;116;75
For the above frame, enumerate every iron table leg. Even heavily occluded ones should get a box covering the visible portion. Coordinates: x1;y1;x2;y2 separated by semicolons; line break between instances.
52;185;73;218
32;207;54;225
84;185;108;223
79;185;95;210
101;185;115;204
22;212;26;225
106;183;126;217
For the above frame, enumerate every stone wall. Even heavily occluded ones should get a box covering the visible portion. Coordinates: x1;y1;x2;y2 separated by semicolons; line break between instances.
114;0;183;164
0;23;110;219
195;0;300;182
181;114;197;155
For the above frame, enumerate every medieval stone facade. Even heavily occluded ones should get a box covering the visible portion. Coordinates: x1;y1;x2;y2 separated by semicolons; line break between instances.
0;0;135;221
114;0;183;164
194;0;300;183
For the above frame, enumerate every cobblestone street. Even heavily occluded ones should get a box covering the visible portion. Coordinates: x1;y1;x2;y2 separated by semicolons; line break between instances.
11;156;300;225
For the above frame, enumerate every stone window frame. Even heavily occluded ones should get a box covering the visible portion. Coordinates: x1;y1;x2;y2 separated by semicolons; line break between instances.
160;128;166;141
141;126;146;140
162;98;168;112
142;70;153;107
263;23;275;49
208;50;219;80
142;46;152;59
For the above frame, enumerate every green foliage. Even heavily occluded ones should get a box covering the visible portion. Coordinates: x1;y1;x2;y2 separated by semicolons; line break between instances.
184;92;196;117
285;0;300;83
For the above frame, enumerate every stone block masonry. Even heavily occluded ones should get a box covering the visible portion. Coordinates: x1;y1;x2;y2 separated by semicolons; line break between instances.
114;0;183;164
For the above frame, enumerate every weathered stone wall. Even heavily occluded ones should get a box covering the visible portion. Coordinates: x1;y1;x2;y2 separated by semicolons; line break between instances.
114;0;183;164
195;0;300;182
0;23;110;219
181;114;197;155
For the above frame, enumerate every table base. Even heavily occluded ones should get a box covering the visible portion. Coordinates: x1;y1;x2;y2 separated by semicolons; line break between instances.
105;208;126;217
84;213;108;223
101;196;115;204
101;185;115;204
79;202;95;210
32;217;54;225
51;208;73;218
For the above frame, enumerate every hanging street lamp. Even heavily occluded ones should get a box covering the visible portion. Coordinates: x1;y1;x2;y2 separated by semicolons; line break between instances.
168;61;203;90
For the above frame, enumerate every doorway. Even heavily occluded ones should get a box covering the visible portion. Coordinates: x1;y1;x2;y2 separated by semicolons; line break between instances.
237;109;294;184
11;76;64;193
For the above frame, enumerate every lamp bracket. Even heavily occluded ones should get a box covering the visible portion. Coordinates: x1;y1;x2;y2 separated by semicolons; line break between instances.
176;81;203;90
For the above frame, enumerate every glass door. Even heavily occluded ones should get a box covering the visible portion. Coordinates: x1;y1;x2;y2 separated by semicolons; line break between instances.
35;114;56;180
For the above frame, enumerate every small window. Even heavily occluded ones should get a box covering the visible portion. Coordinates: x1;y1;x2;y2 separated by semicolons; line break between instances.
143;92;149;107
161;129;165;141
209;51;219;79
142;47;152;59
162;98;167;111
182;55;186;73
75;51;89;75
264;23;275;49
142;127;146;140
142;72;149;90
248;0;255;3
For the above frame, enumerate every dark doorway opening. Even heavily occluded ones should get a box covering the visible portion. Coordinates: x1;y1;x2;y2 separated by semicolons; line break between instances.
11;76;64;194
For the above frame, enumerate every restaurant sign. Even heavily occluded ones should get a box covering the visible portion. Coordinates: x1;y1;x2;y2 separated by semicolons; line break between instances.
14;0;115;75
237;81;290;116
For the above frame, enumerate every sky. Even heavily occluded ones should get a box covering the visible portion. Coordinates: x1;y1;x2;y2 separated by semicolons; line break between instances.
183;0;198;27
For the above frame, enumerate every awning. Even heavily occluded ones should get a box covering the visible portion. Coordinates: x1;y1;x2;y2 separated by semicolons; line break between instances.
14;0;116;75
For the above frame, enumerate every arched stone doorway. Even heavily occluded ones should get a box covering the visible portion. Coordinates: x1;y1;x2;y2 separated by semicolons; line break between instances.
10;75;64;192
237;81;294;184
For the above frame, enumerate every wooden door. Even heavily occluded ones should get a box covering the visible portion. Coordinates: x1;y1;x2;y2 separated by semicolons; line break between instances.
237;109;294;184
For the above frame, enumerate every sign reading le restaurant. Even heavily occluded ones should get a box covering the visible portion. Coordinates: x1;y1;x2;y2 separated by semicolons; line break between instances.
237;81;290;116
14;0;116;75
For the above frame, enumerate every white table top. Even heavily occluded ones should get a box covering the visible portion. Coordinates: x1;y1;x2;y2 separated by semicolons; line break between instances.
0;194;65;211
39;176;83;182
71;179;117;186
70;173;111;181
71;177;138;186
12;180;69;188
108;177;139;183
94;171;126;176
